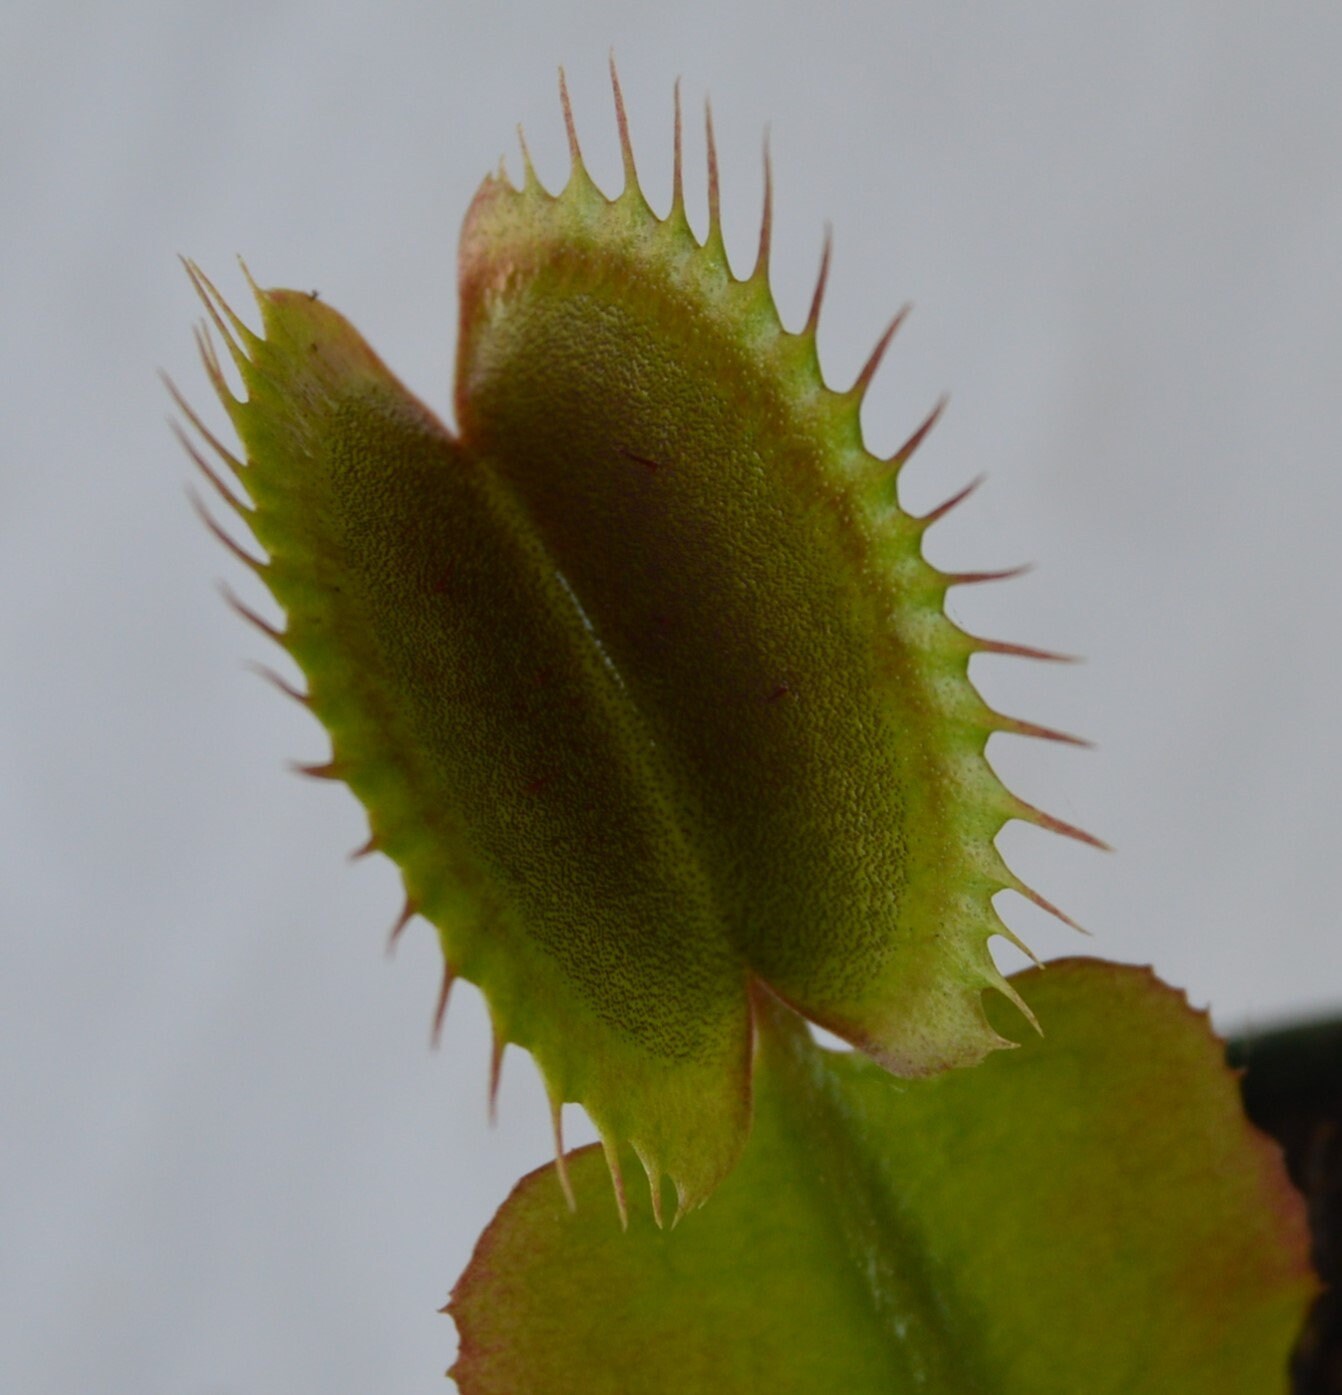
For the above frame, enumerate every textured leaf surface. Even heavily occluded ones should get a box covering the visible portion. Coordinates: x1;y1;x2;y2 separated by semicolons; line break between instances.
450;960;1315;1395
178;74;1096;1211
179;279;750;1208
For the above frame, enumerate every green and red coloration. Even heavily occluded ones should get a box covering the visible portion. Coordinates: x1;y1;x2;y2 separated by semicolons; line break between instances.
449;961;1317;1395
176;70;1098;1218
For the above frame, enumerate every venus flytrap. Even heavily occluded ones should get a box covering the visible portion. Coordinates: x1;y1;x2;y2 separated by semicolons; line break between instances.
176;65;1317;1393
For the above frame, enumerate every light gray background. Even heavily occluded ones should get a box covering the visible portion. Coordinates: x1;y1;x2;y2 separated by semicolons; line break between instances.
4;2;1339;1391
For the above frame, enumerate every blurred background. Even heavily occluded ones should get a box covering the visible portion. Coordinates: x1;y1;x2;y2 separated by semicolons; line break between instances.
3;2;1339;1390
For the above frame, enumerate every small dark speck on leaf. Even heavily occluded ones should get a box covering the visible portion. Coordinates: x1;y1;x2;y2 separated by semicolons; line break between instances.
619;445;665;473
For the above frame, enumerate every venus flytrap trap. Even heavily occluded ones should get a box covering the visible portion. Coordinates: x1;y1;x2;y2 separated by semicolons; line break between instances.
175;64;1317;1393
175;67;1082;1217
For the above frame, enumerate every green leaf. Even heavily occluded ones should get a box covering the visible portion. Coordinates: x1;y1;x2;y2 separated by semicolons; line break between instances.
448;960;1316;1395
175;70;1098;1212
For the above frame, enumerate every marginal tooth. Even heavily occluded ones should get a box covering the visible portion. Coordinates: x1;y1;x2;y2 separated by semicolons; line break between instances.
888;395;947;468
182;258;255;376
290;759;344;781
1011;797;1111;852
704;99;723;255
487;1023;506;1124
608;54;644;207
173;424;251;521
385;894;419;953
668;79;686;223
431;961;458;1047
995;715;1092;748
1006;876;1093;936
235;256;263;303
187;489;266;574
549;1094;577;1211
246;661;309;707
918;474;985;529
989;911;1042;966
558;67;580;163
218;581;285;645
943;563;1032;587
161;372;246;477
990;970;1042;1037
601;1135;630;1231
633;1143;665;1230
516;124;540;191
975;636;1079;663
347;832;379;862
671;1175;692;1229
193;324;238;406
803;224;833;339
752;128;773;282
851;306;910;401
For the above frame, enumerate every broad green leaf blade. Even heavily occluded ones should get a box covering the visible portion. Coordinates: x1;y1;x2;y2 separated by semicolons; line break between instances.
449;960;1316;1395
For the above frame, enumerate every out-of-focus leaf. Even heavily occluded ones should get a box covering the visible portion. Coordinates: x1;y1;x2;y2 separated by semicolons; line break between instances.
449;960;1316;1395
